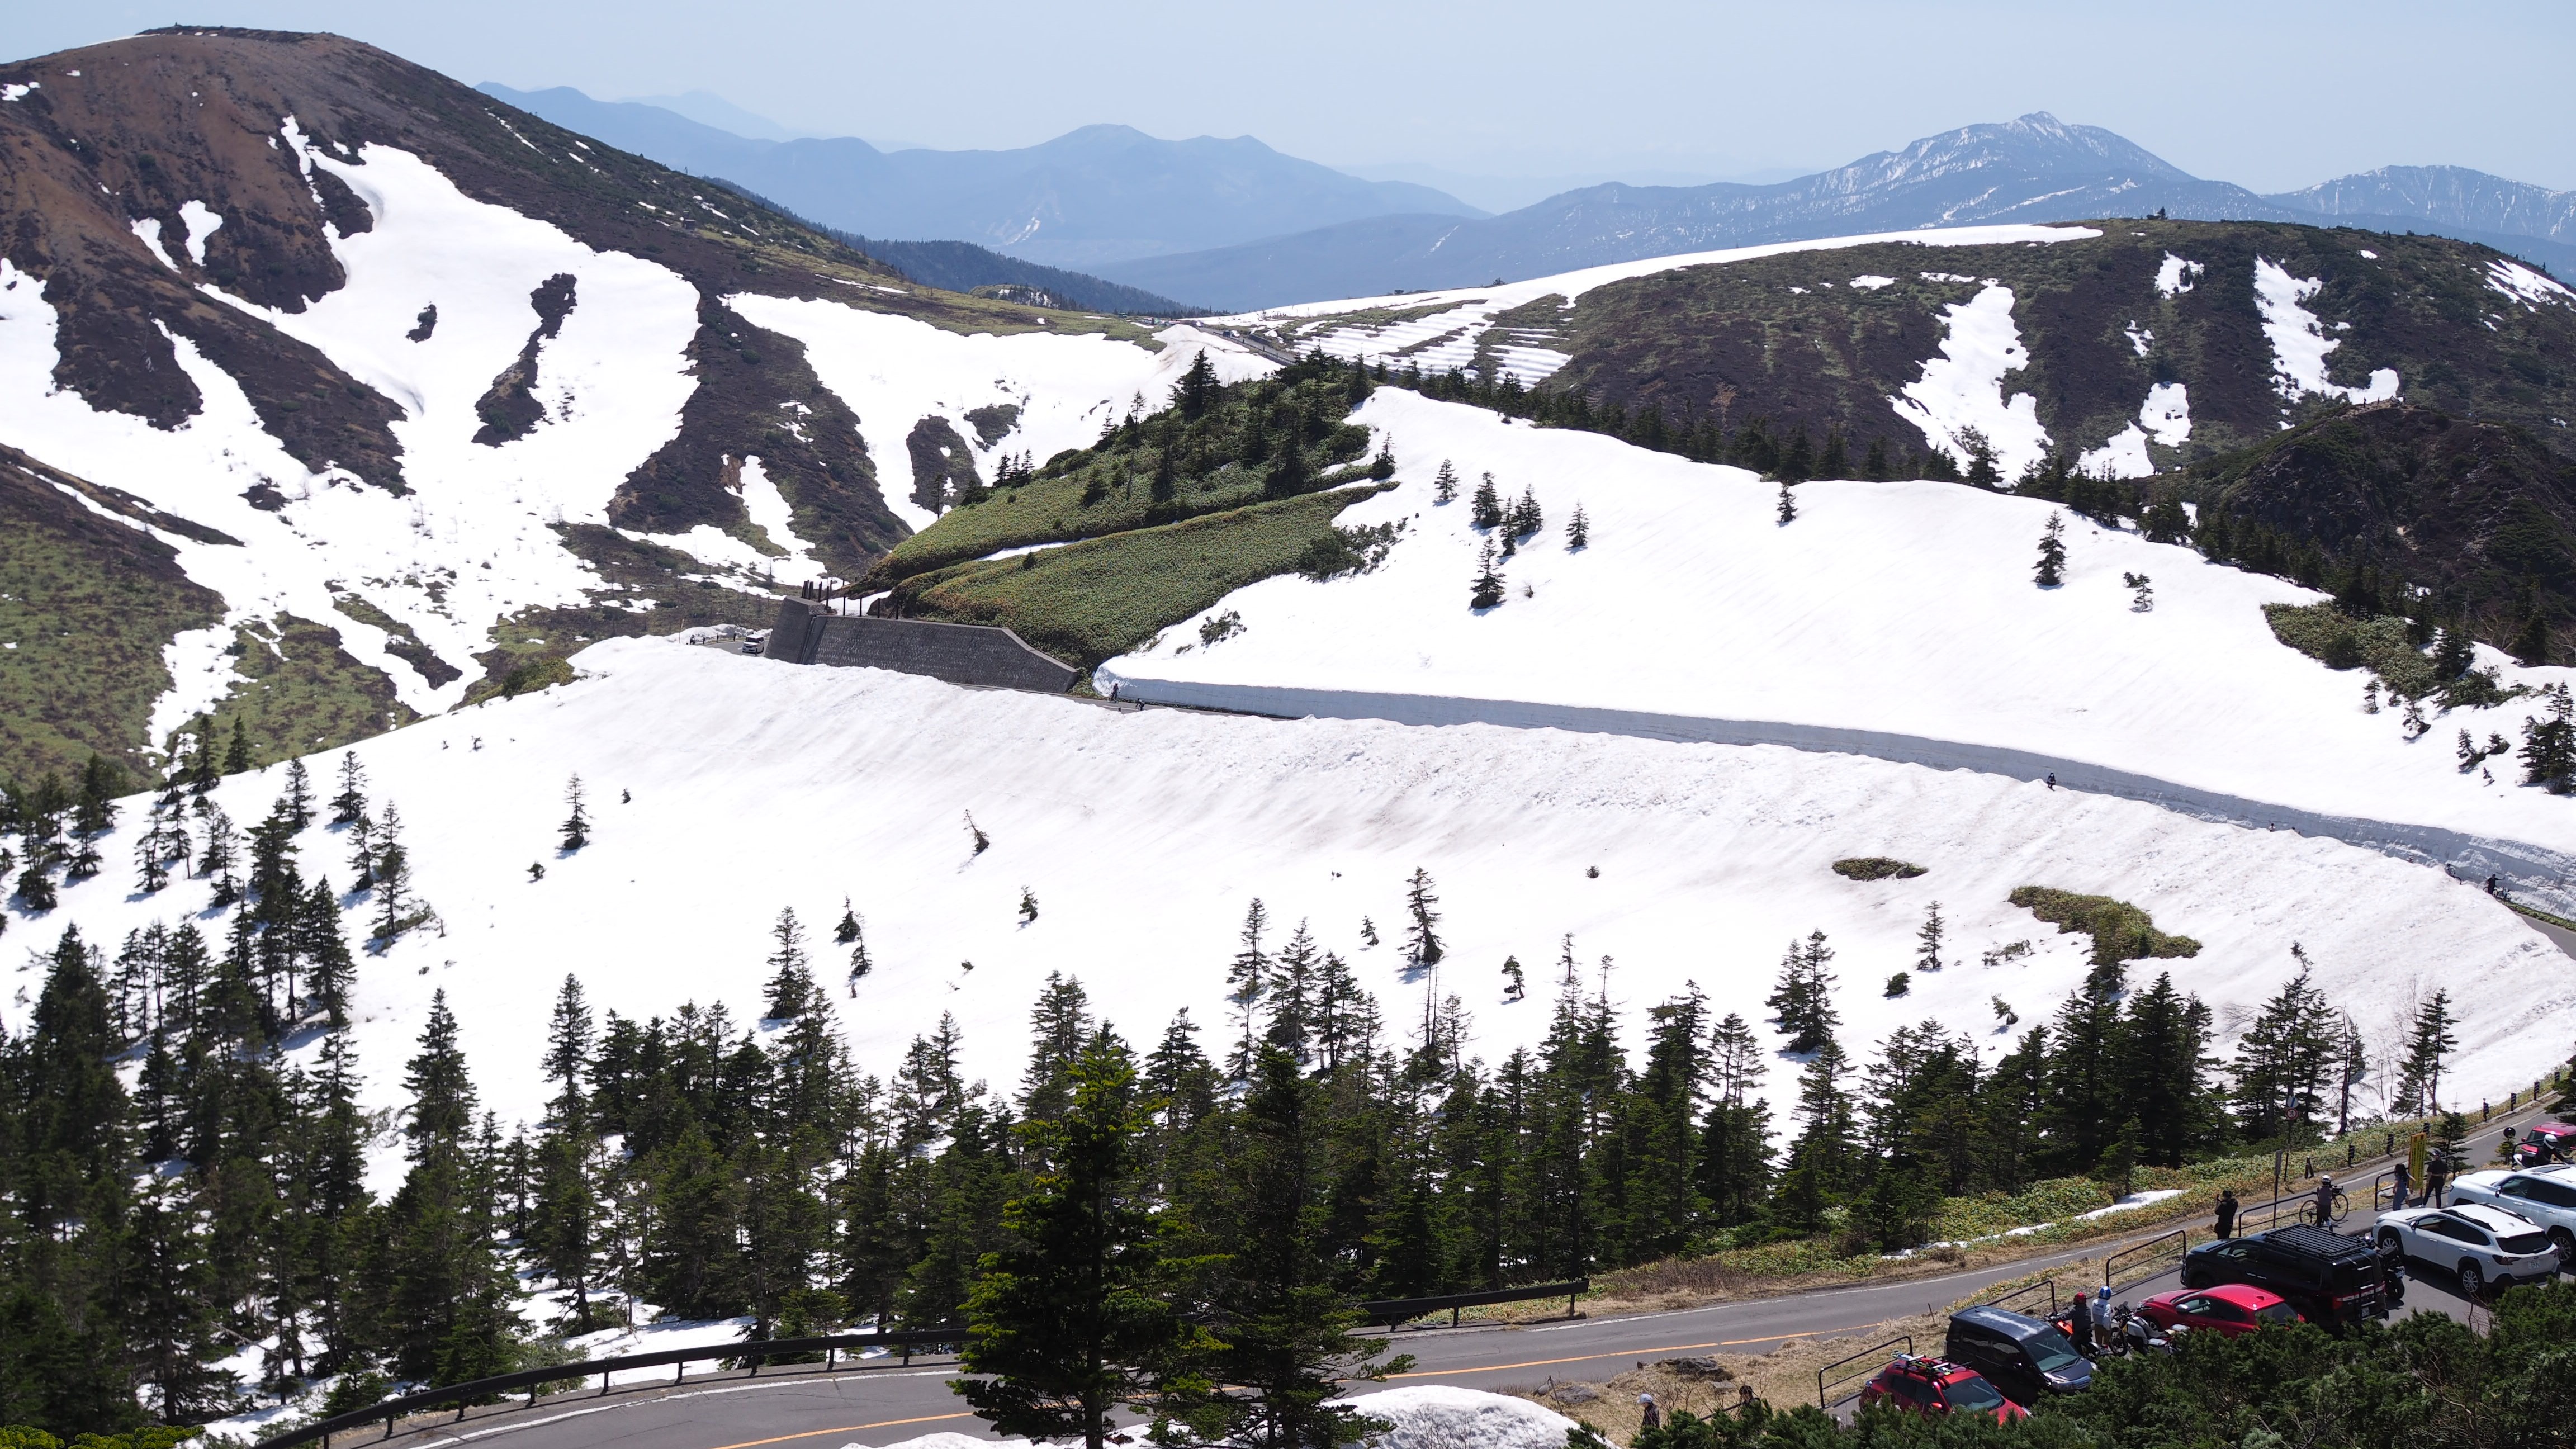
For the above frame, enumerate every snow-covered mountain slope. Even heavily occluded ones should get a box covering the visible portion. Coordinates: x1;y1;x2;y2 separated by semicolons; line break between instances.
1097;390;2576;896
20;636;2566;1182
0;29;1263;779
1225;222;2576;484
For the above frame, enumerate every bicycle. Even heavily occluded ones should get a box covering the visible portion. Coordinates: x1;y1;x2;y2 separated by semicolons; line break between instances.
2302;1191;2352;1229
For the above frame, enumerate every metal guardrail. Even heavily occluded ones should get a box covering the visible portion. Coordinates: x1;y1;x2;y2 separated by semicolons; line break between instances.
1356;1278;1589;1327
263;1329;965;1449
1817;1335;1911;1410
2105;1229;2188;1291
1974;1278;2057;1319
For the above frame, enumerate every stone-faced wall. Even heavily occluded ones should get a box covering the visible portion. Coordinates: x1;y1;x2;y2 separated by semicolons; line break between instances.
764;600;1078;692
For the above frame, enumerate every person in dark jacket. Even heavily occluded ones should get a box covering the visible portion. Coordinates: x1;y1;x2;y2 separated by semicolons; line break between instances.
2068;1292;2096;1356
2214;1188;2239;1239
2425;1152;2450;1208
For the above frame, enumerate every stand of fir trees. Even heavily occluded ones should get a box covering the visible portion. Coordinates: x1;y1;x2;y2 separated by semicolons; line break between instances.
0;788;2485;1439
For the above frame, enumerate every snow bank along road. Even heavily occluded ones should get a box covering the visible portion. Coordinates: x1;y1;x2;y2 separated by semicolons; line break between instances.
368;1139;2532;1449
31;638;2572;1166
1099;391;2576;911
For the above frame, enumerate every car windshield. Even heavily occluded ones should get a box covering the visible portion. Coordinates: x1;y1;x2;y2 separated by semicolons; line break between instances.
2021;1325;2086;1372
1944;1376;2006;1410
2255;1302;2300;1324
2499;1231;2551;1254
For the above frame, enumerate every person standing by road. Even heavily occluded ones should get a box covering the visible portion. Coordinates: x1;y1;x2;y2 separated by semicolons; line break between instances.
2314;1173;2338;1227
2068;1291;2096;1357
2425;1152;2450;1208
2214;1188;2239;1239
2389;1160;2412;1210
1637;1394;1660;1432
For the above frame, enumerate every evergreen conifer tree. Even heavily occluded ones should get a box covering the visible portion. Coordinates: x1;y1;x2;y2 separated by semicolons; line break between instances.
1226;899;1271;1077
543;974;594;1124
1914;902;1945;973
370;801;417;944
329;751;368;825
763;908;819;1021
1776;481;1797;525
1817;430;1848;480
835;899;862;945
73;754;122;837
1470;472;1503;529
302;878;356;1026
2519;684;2576;791
1432;461;1459;504
1403;869;1443;969
1566;503;1589;549
2394;989;2457;1119
1862;436;1891;481
2035;511;2068;586
281;757;314;831
963;1030;1202;1449
1469;537;1505;609
560;773;589;851
1763;932;1839;1054
345;810;375;888
224;717;255;775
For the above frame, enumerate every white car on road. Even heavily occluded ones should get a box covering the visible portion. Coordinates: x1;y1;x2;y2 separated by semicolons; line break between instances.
2447;1164;2576;1258
2374;1202;2561;1296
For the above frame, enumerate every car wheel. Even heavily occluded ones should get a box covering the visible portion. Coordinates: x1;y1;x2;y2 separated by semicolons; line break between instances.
2459;1261;2485;1298
2378;1229;2402;1256
2550;1228;2574;1267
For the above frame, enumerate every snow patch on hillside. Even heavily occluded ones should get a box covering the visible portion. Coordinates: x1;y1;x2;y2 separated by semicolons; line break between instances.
1890;283;2051;478
20;634;2568;1184
2488;258;2574;310
1101;389;2576;860
177;200;222;266
1336;1386;1579;1449
729;300;1265;533
2078;382;2190;479
2156;253;2203;297
736;455;827;583
2253;258;2399;408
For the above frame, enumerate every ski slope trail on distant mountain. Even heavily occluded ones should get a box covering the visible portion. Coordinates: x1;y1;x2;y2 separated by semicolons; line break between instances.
1098;391;2576;905
19;637;2566;1182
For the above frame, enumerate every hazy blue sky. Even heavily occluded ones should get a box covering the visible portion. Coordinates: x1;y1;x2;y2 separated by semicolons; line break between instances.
15;1;2574;191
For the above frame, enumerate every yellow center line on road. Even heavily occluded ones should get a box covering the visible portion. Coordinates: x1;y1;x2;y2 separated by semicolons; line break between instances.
1387;1324;1890;1378
697;1412;975;1449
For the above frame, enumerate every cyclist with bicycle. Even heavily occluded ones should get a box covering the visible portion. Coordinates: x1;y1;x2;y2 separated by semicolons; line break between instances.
2314;1174;2340;1227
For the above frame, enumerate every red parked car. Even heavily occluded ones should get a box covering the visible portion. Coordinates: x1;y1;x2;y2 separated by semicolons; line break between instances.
2137;1283;2303;1338
2514;1122;2576;1168
1858;1355;2029;1422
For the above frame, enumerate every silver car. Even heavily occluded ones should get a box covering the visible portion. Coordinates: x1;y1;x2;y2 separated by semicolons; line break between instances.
2447;1164;2576;1259
2374;1202;2560;1295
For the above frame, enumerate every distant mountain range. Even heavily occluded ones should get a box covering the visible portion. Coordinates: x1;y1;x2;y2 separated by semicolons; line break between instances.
477;85;1484;270
1092;114;2576;310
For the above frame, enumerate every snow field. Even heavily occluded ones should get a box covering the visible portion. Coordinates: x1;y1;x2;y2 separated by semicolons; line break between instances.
2252;258;2399;407
1890;283;2050;480
1101;390;2576;864
724;300;1270;534
23;637;2569;1197
862;1389;1573;1449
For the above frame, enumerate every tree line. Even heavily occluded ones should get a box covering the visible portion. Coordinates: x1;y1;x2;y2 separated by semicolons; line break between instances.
0;740;2493;1438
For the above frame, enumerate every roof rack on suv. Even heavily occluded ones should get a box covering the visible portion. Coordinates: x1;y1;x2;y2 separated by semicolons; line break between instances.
2264;1224;2374;1258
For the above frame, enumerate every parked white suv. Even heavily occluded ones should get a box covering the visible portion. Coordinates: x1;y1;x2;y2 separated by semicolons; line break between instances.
2447;1164;2576;1258
2374;1202;2561;1296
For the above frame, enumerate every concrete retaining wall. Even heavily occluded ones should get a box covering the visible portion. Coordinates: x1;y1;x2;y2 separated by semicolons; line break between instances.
765;601;1079;693
1093;670;2576;911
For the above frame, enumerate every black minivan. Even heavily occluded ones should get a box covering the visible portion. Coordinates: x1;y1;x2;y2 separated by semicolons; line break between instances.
1943;1305;2095;1405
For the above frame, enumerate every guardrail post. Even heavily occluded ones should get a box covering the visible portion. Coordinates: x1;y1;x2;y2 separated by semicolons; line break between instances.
383;1413;394;1439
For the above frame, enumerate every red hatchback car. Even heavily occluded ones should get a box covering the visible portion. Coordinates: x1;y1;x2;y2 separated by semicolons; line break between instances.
1858;1355;2029;1421
2138;1283;2303;1337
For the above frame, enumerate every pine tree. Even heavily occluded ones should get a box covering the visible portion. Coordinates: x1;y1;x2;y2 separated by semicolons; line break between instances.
329;751;368;825
1817;430;1848;480
1432;460;1459;504
1510;485;1543;538
543;974;594;1124
1914;902;1945;973
965;811;991;854
560;773;589;851
846;911;873;995
2394;989;2457;1119
73;752;122;836
1775;480;1797;525
224;716;255;775
1468;536;1505;609
1020;972;1095;1124
1173;350;1218;419
404;989;478;1156
762;907;818;1021
2512;588;2551;665
1019;886;1040;924
1403;868;1443;969
281;757;314;830
302;878;356;1026
1470;472;1504;529
835;899;863;945
2035;511;2068;586
962;1030;1197;1449
1500;955;1525;1001
1862;435;1891;481
1227;899;1271;1077
1566;503;1589;549
2520;684;2576;791
1763;931;1839;1054
2232;964;2338;1144
371;801;418;943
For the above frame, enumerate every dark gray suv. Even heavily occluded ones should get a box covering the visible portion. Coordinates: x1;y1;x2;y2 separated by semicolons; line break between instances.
1944;1305;2095;1405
